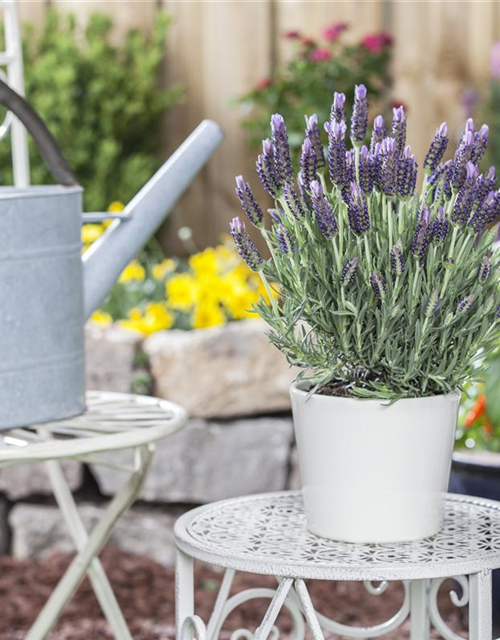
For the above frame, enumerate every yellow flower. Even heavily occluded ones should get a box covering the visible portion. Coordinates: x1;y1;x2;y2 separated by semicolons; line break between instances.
119;259;146;283
189;248;219;277
90;309;113;327
108;201;125;212
81;224;104;246
152;258;176;280
118;303;173;336
192;301;226;329
166;273;198;310
142;302;174;334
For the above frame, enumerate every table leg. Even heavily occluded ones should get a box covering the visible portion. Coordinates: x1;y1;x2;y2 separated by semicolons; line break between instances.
410;579;430;640
45;458;132;640
470;571;492;640
25;444;153;640
176;549;195;639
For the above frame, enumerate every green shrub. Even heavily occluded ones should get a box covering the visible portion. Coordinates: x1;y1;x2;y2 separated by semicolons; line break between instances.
0;10;183;211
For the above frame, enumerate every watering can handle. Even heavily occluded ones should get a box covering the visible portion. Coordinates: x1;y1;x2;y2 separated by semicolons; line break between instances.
0;78;79;187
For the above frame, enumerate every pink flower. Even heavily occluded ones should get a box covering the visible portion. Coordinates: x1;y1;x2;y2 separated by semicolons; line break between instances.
301;37;316;48
323;22;348;42
309;48;331;62
490;42;500;79
256;77;273;90
284;30;300;40
362;32;393;54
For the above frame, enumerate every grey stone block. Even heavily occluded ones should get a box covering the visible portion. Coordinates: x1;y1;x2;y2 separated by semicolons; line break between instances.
90;416;294;503
0;460;83;500
144;319;297;419
85;321;142;393
9;502;185;564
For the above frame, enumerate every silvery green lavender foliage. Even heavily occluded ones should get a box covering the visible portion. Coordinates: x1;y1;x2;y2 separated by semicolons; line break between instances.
231;86;500;399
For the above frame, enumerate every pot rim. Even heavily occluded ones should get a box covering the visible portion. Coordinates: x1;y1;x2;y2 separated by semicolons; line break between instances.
290;380;461;407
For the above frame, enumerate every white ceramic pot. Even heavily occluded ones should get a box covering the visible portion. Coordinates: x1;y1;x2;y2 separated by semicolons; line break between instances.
290;382;461;543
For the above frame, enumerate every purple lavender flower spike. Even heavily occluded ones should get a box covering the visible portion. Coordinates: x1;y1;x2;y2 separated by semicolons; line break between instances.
390;242;405;275
340;257;359;287
276;223;294;254
230;217;264;271
256;139;280;198
412;209;431;260
380;137;399;196
432;207;449;243
284;182;306;219
300;137;317;186
310;179;338;238
346;149;356;186
478;255;492;282
424;123;449;174
398;145;418;198
424;289;440;317
391;106;407;155
348;182;370;233
351;84;369;145
370;115;386;152
471;124;489;165
451;130;475;189
331;92;346;124
305;114;325;168
370;272;387;300
325;120;347;188
297;171;312;210
372;141;383;187
451;161;479;225
235;175;264;227
359;145;374;194
271;113;294;186
466;118;475;133
268;208;281;223
457;294;475;314
468;191;496;232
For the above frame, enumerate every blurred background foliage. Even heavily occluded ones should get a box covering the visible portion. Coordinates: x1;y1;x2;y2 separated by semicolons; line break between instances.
236;24;393;162
0;10;183;211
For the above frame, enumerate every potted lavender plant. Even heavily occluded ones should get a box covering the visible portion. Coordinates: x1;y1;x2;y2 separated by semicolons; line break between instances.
230;86;500;543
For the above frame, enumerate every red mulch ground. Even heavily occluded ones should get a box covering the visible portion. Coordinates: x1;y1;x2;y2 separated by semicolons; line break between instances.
0;546;467;639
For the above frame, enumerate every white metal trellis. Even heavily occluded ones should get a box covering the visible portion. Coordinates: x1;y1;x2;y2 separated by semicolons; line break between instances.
0;0;29;186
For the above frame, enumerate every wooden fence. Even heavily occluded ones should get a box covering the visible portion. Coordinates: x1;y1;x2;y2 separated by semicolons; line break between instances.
14;0;500;251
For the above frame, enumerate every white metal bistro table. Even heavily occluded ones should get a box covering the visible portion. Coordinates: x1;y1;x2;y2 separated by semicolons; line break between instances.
175;490;500;640
0;390;187;640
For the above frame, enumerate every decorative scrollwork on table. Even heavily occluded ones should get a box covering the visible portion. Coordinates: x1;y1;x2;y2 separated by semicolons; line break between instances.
428;576;469;640
180;615;207;640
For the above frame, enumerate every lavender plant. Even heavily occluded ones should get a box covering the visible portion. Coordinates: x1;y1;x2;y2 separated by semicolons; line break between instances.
230;87;500;400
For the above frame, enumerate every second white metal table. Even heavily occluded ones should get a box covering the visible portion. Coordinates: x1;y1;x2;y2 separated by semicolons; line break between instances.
175;491;500;639
0;390;187;640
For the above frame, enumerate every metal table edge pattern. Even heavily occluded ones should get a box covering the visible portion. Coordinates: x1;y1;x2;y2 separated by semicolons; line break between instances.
174;490;500;582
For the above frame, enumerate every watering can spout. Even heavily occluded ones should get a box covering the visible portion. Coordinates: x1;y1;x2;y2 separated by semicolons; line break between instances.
82;119;224;319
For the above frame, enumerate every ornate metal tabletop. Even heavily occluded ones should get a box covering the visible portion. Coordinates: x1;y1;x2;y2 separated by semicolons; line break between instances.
175;490;500;582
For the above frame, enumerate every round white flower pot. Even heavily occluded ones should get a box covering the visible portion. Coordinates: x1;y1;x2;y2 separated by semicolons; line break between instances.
290;382;461;543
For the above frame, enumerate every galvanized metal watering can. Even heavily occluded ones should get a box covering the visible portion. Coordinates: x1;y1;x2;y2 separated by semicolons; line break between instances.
0;80;224;429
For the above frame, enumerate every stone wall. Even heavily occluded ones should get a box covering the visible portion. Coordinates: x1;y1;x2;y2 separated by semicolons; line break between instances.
3;320;302;565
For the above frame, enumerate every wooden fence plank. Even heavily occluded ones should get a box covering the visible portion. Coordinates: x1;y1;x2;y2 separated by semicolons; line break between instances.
275;0;384;65
162;0;272;253
391;0;467;169
16;0;48;28
52;0;158;43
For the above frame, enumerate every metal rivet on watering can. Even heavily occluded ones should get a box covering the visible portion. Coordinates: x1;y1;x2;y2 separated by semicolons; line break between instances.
0;79;224;429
